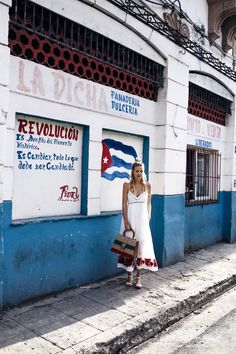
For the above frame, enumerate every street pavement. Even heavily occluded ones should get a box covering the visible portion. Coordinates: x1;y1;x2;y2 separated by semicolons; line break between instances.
0;242;235;354
127;285;236;353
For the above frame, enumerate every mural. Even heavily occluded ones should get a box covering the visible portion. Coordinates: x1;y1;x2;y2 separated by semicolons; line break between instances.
12;115;83;220
101;131;143;212
101;138;137;181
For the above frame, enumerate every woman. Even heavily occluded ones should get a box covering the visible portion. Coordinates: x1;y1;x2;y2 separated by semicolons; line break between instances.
118;159;158;289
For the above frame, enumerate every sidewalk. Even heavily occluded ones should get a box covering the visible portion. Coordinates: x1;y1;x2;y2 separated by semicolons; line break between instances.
0;242;236;354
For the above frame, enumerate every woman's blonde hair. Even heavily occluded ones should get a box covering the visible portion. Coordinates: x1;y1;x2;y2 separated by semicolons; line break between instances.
130;158;147;193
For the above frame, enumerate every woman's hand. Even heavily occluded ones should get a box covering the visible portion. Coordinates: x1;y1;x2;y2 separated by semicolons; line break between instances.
124;222;131;230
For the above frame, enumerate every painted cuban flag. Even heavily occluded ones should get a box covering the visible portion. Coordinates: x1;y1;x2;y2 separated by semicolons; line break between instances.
101;139;137;181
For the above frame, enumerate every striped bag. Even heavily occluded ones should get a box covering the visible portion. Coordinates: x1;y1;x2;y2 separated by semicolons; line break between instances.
111;229;138;258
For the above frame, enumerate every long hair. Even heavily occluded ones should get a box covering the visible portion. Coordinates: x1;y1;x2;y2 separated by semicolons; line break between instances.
130;159;147;193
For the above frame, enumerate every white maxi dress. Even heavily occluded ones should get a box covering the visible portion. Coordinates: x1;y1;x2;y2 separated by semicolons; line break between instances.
117;191;158;272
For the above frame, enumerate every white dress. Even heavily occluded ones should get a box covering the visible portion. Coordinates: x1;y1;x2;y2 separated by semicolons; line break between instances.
117;191;158;272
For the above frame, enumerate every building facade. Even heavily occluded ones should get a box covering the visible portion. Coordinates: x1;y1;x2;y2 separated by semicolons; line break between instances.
0;0;235;308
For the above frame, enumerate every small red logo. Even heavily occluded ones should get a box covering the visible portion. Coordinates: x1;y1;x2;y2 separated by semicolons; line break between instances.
58;185;80;202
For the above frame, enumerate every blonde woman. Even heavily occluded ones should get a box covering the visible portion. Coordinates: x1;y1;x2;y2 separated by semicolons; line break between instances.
118;159;158;289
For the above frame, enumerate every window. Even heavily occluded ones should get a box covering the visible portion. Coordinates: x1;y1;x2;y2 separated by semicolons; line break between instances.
188;82;231;126
9;0;164;101
185;146;221;205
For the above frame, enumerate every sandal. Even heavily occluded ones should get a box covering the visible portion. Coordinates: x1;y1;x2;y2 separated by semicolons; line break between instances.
135;276;142;289
125;273;133;287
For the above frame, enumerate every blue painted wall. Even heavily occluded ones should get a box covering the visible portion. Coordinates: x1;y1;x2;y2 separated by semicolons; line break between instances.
230;192;236;243
184;191;235;251
223;191;236;243
151;194;185;267
0;202;3;314
2;191;235;307
2;201;122;308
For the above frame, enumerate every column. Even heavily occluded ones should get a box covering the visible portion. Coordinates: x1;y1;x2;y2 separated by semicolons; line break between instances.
150;55;189;266
224;98;236;243
0;0;11;315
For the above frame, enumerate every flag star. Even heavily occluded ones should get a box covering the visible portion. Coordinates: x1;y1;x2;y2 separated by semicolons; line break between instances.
103;156;109;164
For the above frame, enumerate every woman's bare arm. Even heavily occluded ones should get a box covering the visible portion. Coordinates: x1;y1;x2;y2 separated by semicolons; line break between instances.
122;182;130;230
147;182;151;220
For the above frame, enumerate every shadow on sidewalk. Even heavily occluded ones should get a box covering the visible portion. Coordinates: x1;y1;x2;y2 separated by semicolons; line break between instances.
0;242;235;351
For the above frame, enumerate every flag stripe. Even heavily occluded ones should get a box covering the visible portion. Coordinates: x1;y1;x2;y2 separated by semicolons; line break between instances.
109;148;135;164
110;155;132;169
104;166;131;174
103;139;137;158
101;171;130;181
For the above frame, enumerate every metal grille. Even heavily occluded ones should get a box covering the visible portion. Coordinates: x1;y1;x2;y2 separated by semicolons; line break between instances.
185;146;221;206
9;0;164;101
106;0;236;82
188;83;232;126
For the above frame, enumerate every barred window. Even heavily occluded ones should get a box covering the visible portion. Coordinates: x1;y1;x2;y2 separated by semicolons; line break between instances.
188;83;231;126
9;0;164;101
185;146;221;206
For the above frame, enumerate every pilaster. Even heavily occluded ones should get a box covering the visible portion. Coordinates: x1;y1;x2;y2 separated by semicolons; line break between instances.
0;0;11;317
151;55;189;266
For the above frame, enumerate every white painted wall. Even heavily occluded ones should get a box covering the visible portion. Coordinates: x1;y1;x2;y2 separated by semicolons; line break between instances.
8;52;160;216
2;0;236;220
0;0;11;203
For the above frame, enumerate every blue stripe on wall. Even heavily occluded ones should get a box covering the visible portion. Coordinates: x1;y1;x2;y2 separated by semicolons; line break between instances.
0;202;3;314
223;191;236;243
231;192;236;243
184;191;230;250
2;201;122;308
2;191;236;307
151;192;236;265
150;194;185;267
80;126;89;215
142;137;149;180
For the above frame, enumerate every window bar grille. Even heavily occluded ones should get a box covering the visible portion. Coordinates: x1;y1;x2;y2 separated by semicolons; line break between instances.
185;146;221;206
9;0;164;100
188;83;231;126
23;0;27;23
55;14;59;39
31;3;35;28
40;7;44;32
48;11;52;37
14;0;17;21
107;38;110;62
10;0;164;85
63;18;66;42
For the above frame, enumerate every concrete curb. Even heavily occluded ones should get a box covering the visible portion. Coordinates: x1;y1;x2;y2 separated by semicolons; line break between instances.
1;243;235;354
89;274;236;354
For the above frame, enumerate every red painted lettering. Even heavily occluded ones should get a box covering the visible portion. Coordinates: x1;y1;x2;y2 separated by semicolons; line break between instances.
18;119;28;133
36;122;44;135
17;60;30;92
59;185;80;201
31;66;45;96
28;121;35;134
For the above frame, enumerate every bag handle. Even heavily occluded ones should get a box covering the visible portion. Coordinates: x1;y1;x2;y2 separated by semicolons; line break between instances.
123;228;135;239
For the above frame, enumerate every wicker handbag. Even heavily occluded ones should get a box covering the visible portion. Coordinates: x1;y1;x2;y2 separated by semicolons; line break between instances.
111;229;138;258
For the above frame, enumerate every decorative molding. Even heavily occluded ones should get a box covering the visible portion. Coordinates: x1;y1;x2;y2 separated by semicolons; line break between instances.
106;0;236;81
163;10;190;39
207;0;236;55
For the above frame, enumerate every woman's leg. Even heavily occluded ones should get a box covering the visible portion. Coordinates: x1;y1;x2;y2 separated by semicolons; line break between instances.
136;268;142;289
126;271;133;286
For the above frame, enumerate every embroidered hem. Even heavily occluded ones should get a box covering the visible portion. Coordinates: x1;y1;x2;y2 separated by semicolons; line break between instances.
117;263;134;272
117;255;158;272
